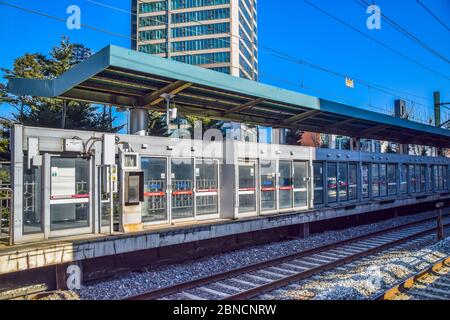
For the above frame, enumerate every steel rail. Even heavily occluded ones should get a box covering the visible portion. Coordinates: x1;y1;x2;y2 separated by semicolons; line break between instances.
126;212;449;300
374;255;450;300
225;223;449;300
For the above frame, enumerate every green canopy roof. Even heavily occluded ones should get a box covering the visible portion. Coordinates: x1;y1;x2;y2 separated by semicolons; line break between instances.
7;45;450;148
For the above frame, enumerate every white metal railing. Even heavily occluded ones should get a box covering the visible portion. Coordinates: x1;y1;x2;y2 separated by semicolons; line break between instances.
0;186;12;244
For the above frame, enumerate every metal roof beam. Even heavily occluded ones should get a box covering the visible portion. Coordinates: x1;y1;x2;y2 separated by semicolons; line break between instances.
224;98;265;115
326;118;356;130
91;75;156;91
78;82;143;97
359;124;390;137
150;102;297;129
142;80;193;107
284;110;322;124
61;88;137;107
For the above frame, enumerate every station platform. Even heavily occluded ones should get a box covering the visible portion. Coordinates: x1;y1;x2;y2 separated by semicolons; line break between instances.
0;193;448;292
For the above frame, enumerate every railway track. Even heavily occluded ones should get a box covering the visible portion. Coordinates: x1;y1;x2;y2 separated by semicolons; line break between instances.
126;213;449;301
376;255;450;300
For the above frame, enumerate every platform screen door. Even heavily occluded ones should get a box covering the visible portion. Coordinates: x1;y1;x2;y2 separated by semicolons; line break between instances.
238;161;257;214
49;157;90;233
141;157;168;223
293;161;308;208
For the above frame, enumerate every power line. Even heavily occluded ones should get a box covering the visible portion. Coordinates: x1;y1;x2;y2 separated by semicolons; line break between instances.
260;71;434;125
416;0;450;32
87;0;440;116
0;0;436;121
261;71;378;108
356;0;449;64
302;0;450;82
0;0;241;74
89;0;432;104
0;1;133;41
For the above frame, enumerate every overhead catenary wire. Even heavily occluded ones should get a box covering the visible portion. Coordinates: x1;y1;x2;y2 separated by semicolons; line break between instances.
302;0;450;82
0;0;438;123
0;0;133;41
356;0;450;64
416;0;450;32
88;0;434;107
0;0;433;109
0;0;243;74
83;0;436;120
134;0;432;101
132;0;441;116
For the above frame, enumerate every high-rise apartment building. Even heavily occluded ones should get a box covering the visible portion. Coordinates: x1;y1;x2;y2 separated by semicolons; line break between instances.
131;0;259;81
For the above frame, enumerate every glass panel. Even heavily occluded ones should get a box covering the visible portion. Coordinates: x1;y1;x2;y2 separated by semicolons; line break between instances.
101;194;122;229
142;157;167;223
387;164;397;196
50;158;89;231
327;162;337;203
409;165;416;193
260;160;276;212
238;162;256;213
196;159;219;216
348;163;358;201
443;166;448;190
23;157;42;234
99;166;117;228
124;154;137;168
313;162;324;205
380;164;387;197
415;165;421;193
427;165;432;192
420;165;426;193
338;163;348;201
293;161;308;207
171;158;194;219
400;164;408;194
433;165;439;191
439;166;444;190
362;164;369;198
100;201;111;228
279;160;293;209
127;175;141;204
372;164;379;197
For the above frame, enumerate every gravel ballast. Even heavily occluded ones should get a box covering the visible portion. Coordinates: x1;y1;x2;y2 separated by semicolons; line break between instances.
267;235;450;300
39;211;446;300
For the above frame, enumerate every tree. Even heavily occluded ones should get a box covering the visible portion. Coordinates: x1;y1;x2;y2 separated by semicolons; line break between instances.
410;145;429;156
384;142;397;154
0;119;11;161
148;111;169;137
184;115;220;137
1;36;124;133
286;129;304;145
0;83;8;104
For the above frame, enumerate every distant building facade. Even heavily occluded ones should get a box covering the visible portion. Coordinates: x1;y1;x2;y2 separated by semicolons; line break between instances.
131;0;259;81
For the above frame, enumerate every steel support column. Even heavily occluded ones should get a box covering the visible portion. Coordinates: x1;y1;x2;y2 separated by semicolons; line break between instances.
129;108;148;136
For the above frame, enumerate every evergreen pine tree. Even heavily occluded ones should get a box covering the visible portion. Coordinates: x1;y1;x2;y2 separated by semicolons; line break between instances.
1;36;124;133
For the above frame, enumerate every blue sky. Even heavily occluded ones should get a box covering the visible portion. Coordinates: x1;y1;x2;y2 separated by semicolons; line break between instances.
0;0;449;130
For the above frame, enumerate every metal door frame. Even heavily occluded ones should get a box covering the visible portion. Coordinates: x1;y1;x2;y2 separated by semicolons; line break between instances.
98;164;116;234
169;156;196;223
46;154;93;239
292;160;310;211
237;159;258;217
194;158;221;221
140;156;170;226
277;159;294;213
259;159;278;215
312;161;325;207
